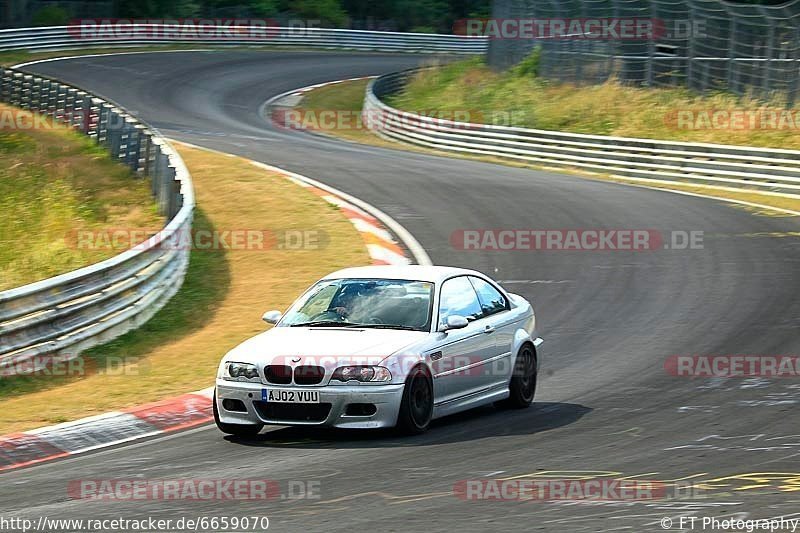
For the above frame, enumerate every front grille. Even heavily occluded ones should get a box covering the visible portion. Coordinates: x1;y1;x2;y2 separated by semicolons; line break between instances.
264;365;292;384
294;365;325;385
254;401;332;422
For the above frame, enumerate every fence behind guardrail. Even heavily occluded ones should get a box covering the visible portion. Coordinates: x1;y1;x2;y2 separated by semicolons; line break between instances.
486;0;800;105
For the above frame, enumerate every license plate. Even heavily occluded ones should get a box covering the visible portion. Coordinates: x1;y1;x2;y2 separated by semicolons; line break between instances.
262;389;320;403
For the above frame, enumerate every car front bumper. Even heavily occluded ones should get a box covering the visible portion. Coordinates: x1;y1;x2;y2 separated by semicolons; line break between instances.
215;379;405;429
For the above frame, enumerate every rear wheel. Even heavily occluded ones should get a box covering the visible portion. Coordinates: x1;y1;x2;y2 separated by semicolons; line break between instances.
396;366;434;435
499;345;537;409
213;390;264;437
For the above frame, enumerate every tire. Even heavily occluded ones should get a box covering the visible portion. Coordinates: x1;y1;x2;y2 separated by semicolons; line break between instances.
499;344;537;409
396;366;434;435
213;390;264;438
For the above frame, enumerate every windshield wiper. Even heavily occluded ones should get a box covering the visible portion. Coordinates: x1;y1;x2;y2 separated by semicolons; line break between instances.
290;321;353;327
290;321;421;331
352;324;421;331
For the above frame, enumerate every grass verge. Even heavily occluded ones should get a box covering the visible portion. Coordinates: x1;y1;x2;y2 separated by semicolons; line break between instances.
0;103;162;290
290;74;800;214
0;143;370;433
282;77;399;148
389;57;800;149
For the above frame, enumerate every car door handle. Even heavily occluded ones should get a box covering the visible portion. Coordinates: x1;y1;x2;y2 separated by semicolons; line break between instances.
483;325;495;334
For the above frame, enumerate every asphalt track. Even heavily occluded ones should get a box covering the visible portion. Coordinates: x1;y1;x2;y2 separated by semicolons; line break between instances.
4;51;800;532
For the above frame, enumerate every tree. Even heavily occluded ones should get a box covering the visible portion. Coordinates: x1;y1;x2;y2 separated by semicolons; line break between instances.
278;0;347;26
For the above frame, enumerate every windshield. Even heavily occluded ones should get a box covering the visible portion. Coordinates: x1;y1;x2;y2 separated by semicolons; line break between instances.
280;278;434;331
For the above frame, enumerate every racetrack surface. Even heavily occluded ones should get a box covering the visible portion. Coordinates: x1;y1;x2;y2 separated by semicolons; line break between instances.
5;51;800;531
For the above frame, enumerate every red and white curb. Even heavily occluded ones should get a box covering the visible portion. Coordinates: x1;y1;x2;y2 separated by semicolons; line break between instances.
0;388;213;472
0;141;429;473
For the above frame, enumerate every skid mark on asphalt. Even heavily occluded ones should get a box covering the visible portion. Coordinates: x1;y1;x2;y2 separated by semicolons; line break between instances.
735;231;800;238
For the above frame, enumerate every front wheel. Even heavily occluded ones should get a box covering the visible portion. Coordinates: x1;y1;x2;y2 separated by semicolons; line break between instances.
499;345;537;409
213;390;264;437
396;366;434;435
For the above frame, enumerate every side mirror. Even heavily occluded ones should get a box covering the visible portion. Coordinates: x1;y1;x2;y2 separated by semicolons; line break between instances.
441;315;469;332
262;310;282;325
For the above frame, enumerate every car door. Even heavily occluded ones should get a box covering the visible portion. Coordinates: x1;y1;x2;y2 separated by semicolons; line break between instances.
469;276;515;390
428;276;495;405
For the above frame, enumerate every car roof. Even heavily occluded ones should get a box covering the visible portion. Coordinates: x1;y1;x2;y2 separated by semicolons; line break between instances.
322;265;490;284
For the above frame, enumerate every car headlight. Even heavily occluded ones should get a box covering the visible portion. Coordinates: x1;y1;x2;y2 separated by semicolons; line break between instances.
224;362;260;381
331;366;392;383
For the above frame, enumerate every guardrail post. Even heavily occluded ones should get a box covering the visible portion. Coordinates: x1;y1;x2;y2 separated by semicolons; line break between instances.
35;78;47;115
55;85;67;122
141;132;154;177
46;80;58;116
29;75;42;112
0;69;9;101
128;124;146;173
10;72;23;106
160;165;176;216
64;87;77;128
168;176;182;218
97;103;113;146
107;110;123;158
151;144;164;197
20;74;32;110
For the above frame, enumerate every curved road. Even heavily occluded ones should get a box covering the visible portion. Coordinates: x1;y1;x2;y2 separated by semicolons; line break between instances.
4;51;800;531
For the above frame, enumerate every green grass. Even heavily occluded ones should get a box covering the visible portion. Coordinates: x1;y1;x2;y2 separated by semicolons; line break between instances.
387;57;800;149
0;104;162;290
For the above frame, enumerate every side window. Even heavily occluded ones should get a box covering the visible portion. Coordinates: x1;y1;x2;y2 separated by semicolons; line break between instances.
439;277;482;324
469;277;509;318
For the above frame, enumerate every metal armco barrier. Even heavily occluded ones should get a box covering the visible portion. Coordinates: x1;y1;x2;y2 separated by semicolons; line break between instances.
0;25;487;54
0;66;195;368
364;70;800;197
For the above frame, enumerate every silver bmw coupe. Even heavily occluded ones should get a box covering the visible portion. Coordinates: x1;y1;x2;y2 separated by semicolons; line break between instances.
214;265;542;436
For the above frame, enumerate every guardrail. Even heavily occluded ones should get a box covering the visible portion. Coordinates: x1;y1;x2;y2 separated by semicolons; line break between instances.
364;70;800;197
0;66;194;369
0;25;486;54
